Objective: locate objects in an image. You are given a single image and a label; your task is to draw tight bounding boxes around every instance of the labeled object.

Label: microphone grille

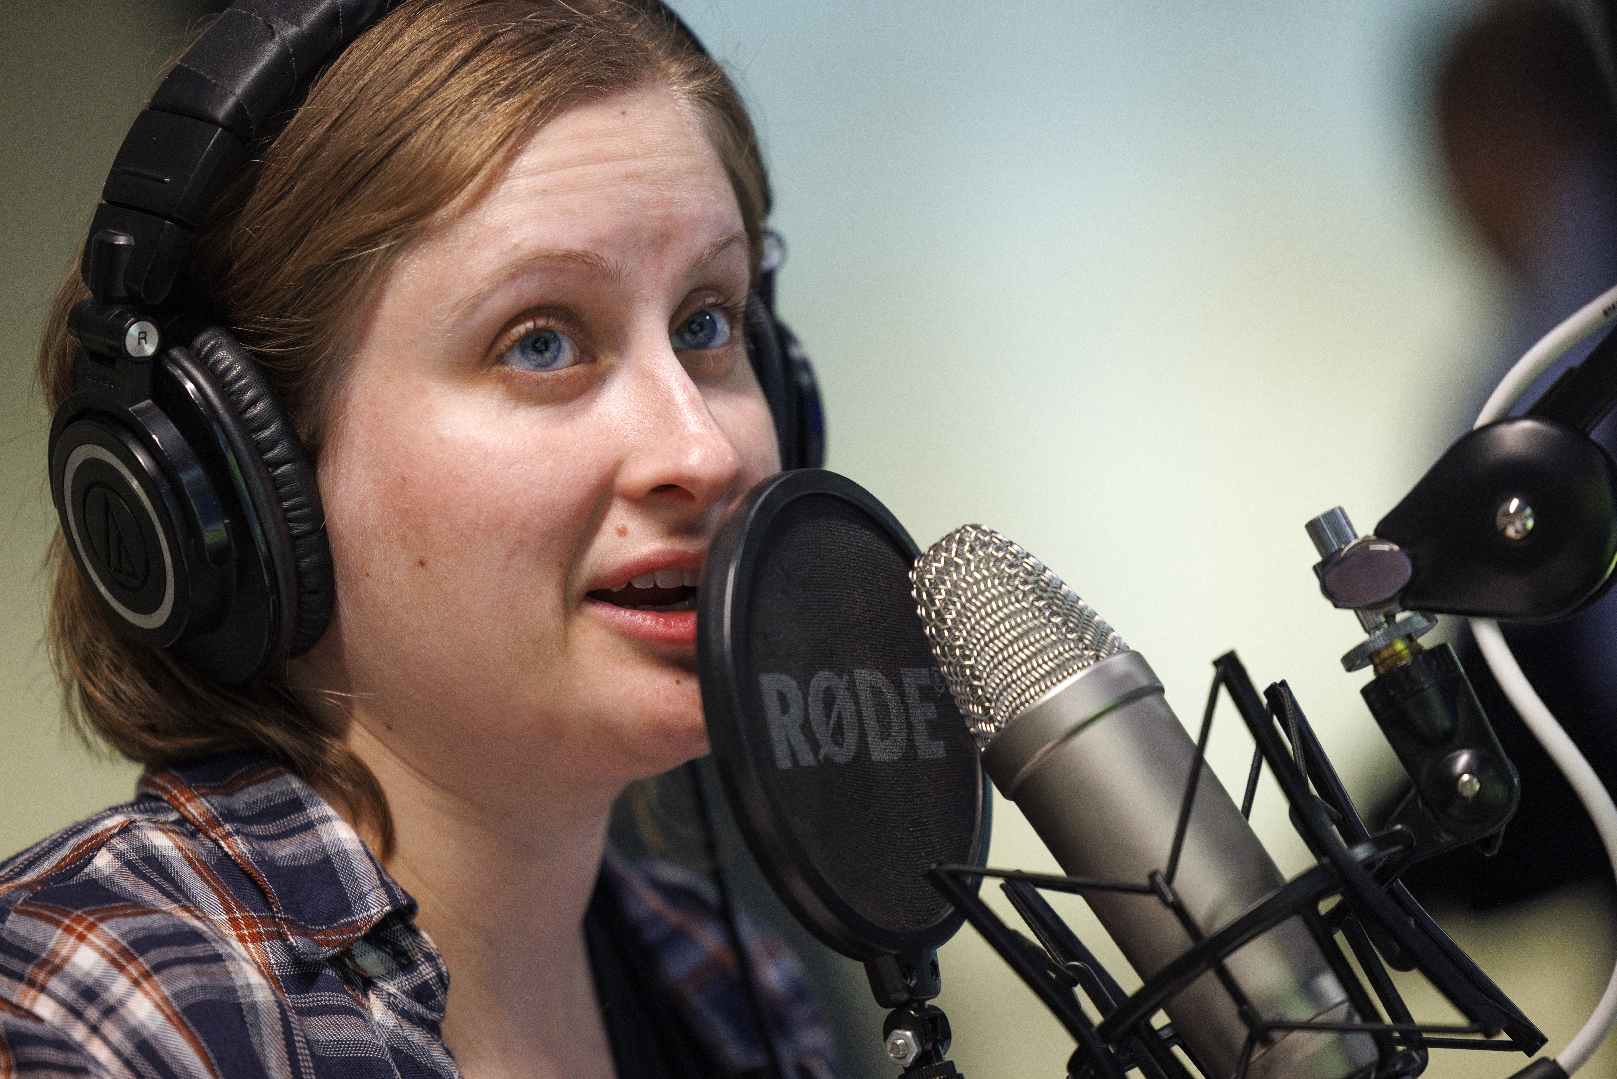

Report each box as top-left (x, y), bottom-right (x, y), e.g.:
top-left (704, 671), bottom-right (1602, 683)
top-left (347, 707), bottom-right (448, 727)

top-left (910, 524), bottom-right (1127, 742)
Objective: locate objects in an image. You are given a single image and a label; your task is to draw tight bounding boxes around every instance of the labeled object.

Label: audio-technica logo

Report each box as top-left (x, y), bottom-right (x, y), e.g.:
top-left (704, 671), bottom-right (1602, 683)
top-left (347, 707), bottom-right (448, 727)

top-left (757, 668), bottom-right (951, 768)
top-left (82, 482), bottom-right (148, 591)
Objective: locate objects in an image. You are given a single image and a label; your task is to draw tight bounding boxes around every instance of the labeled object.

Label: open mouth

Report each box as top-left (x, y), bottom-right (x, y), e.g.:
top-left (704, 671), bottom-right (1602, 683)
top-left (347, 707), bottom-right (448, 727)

top-left (588, 568), bottom-right (700, 612)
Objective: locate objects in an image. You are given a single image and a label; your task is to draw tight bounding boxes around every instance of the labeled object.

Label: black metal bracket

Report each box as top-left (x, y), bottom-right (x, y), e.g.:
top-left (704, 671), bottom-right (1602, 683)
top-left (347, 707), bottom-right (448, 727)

top-left (1375, 417), bottom-right (1617, 620)
top-left (1357, 643), bottom-right (1520, 858)
top-left (924, 652), bottom-right (1546, 1078)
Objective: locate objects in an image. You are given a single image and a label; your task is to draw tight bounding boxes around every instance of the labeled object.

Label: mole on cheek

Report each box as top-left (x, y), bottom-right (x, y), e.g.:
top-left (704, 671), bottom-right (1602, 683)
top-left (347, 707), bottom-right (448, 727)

top-left (615, 525), bottom-right (627, 537)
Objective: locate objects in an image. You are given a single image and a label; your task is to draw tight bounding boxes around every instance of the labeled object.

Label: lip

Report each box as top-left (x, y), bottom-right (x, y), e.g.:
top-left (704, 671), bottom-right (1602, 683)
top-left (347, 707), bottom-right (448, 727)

top-left (583, 549), bottom-right (707, 648)
top-left (583, 596), bottom-right (699, 647)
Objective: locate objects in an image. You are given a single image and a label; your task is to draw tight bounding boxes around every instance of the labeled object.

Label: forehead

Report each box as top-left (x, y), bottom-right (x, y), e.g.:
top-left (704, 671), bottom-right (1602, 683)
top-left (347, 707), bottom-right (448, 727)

top-left (341, 82), bottom-right (750, 364)
top-left (416, 84), bottom-right (740, 263)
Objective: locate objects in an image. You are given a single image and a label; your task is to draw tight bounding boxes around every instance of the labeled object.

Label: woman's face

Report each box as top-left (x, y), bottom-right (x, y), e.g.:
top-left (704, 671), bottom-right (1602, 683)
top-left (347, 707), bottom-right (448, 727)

top-left (296, 84), bottom-right (780, 802)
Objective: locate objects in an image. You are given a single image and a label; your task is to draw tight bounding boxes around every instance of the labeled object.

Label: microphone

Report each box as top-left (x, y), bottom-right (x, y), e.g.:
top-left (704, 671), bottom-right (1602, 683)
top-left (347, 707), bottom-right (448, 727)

top-left (910, 524), bottom-right (1379, 1079)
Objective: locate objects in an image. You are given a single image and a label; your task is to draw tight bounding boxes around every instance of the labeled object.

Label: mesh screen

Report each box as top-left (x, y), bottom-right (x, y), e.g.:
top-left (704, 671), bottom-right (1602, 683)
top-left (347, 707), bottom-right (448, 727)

top-left (741, 494), bottom-right (984, 935)
top-left (911, 524), bottom-right (1127, 741)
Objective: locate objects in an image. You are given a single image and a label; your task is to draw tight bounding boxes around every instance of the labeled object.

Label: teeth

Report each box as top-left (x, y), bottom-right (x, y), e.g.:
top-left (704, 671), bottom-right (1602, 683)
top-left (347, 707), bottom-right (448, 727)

top-left (605, 568), bottom-right (702, 593)
top-left (614, 568), bottom-right (702, 591)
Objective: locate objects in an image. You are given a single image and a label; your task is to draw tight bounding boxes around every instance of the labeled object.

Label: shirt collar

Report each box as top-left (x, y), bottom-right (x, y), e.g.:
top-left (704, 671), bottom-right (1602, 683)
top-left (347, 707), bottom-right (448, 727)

top-left (138, 749), bottom-right (415, 964)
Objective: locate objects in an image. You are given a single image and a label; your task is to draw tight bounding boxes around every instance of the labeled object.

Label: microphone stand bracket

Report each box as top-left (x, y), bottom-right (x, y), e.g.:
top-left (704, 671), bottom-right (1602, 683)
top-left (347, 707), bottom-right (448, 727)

top-left (1361, 643), bottom-right (1520, 858)
top-left (866, 949), bottom-right (965, 1077)
top-left (919, 653), bottom-right (1545, 1079)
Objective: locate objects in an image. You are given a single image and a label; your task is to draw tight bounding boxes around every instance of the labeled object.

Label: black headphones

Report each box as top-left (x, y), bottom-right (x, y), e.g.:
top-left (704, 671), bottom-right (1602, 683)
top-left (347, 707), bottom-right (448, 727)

top-left (49, 0), bottom-right (824, 686)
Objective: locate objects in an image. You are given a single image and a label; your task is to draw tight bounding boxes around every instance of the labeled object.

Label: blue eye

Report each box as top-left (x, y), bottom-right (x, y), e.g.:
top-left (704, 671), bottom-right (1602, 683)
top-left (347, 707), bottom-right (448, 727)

top-left (670, 308), bottom-right (732, 351)
top-left (500, 327), bottom-right (580, 371)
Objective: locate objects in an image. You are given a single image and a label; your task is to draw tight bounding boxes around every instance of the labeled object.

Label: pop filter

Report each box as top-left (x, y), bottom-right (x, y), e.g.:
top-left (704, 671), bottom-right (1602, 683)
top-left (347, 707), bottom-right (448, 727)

top-left (699, 469), bottom-right (990, 962)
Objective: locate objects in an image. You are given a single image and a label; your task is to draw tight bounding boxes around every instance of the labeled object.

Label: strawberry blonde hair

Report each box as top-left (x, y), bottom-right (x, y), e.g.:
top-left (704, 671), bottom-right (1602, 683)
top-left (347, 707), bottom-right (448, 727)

top-left (39, 0), bottom-right (768, 852)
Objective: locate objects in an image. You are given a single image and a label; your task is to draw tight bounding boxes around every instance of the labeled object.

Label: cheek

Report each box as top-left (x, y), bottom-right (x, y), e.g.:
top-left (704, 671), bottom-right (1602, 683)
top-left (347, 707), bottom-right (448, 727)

top-left (727, 387), bottom-right (783, 481)
top-left (316, 399), bottom-right (590, 632)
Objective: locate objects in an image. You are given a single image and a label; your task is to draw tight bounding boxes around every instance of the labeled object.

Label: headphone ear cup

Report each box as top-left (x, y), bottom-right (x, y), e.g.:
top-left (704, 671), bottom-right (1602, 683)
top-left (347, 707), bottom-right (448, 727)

top-left (187, 326), bottom-right (333, 658)
top-left (49, 407), bottom-right (212, 651)
top-left (49, 324), bottom-right (334, 683)
top-left (772, 316), bottom-right (824, 471)
top-left (745, 299), bottom-right (824, 471)
top-left (745, 297), bottom-right (797, 470)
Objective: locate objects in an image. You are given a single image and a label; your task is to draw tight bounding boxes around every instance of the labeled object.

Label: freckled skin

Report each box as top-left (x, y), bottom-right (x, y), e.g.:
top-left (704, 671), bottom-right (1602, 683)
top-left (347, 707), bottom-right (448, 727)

top-left (286, 84), bottom-right (782, 1079)
top-left (293, 85), bottom-right (779, 802)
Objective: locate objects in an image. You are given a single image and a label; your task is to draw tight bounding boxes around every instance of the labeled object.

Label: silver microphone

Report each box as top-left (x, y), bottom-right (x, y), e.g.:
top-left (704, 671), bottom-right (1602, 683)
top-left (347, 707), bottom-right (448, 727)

top-left (911, 524), bottom-right (1376, 1079)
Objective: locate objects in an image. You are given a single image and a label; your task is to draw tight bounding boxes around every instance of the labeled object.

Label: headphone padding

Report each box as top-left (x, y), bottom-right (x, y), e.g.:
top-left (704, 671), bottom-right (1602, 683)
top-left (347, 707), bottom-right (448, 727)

top-left (774, 317), bottom-right (824, 471)
top-left (189, 326), bottom-right (334, 657)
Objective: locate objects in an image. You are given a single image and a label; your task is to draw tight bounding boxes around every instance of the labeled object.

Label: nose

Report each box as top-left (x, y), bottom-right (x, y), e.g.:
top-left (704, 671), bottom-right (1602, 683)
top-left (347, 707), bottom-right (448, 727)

top-left (612, 346), bottom-right (745, 519)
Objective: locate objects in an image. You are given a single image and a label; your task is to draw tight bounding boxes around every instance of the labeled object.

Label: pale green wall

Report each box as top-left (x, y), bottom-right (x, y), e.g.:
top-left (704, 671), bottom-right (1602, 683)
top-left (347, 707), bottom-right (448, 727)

top-left (1, 1), bottom-right (207, 859)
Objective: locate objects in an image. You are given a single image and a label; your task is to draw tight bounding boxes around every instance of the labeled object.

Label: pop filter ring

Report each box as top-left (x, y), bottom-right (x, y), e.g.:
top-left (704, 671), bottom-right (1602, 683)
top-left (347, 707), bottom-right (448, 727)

top-left (699, 469), bottom-right (991, 962)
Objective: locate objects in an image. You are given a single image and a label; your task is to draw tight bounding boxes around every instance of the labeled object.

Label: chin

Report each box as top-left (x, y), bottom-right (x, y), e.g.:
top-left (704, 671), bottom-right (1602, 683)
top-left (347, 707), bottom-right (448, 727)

top-left (640, 711), bottom-right (711, 773)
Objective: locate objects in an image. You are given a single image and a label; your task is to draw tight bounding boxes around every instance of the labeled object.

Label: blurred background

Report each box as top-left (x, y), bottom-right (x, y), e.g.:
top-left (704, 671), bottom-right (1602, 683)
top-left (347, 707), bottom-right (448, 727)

top-left (4, 0), bottom-right (1616, 1075)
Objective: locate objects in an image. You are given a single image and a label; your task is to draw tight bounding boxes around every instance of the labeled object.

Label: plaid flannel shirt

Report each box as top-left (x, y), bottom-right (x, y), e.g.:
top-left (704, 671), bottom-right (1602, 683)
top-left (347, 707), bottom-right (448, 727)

top-left (0, 751), bottom-right (842, 1078)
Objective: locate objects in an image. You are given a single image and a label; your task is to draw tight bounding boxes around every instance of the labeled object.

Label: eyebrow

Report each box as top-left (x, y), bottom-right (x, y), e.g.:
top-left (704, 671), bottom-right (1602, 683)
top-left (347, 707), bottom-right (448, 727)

top-left (449, 229), bottom-right (750, 323)
top-left (691, 229), bottom-right (749, 275)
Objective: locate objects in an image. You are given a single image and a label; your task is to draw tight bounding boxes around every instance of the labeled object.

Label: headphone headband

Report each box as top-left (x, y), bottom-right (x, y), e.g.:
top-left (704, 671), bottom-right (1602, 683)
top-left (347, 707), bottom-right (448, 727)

top-left (56, 0), bottom-right (823, 684)
top-left (85, 0), bottom-right (408, 306)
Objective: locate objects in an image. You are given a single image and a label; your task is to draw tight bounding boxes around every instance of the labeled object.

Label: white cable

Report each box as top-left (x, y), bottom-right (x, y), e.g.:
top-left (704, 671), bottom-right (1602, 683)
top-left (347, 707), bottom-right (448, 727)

top-left (1474, 282), bottom-right (1617, 429)
top-left (1464, 280), bottom-right (1617, 1074)
top-left (1472, 620), bottom-right (1617, 1074)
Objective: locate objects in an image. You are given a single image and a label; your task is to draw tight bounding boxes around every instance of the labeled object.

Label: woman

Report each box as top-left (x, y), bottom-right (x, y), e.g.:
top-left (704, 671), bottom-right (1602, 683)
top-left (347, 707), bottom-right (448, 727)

top-left (0, 2), bottom-right (840, 1077)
